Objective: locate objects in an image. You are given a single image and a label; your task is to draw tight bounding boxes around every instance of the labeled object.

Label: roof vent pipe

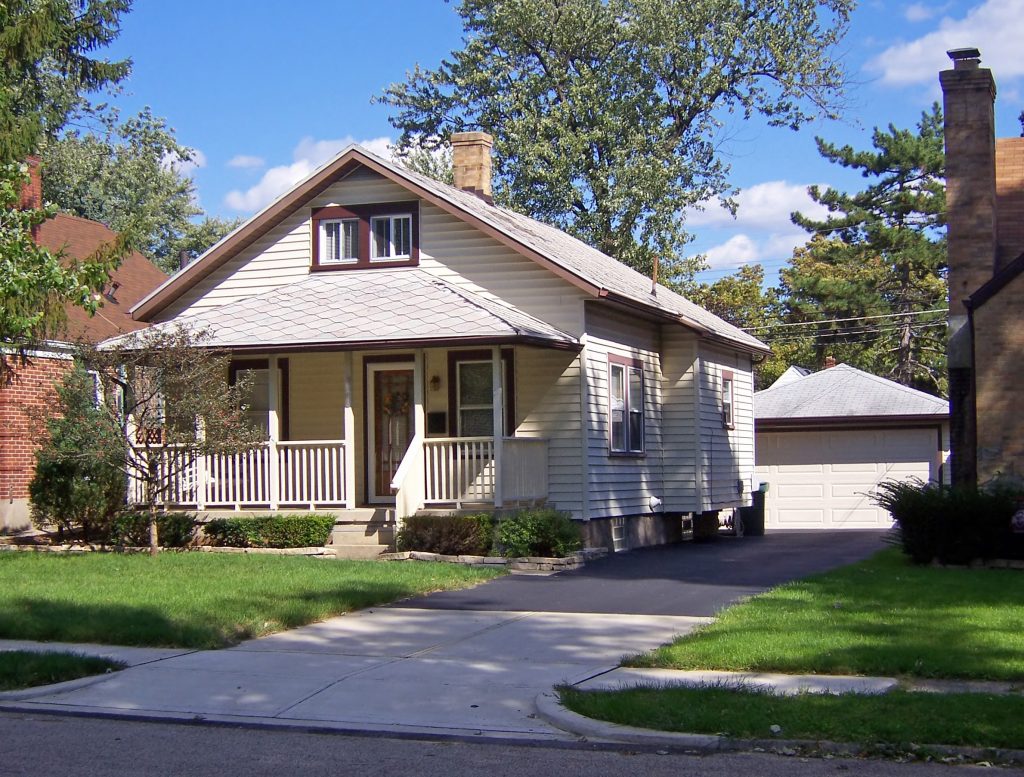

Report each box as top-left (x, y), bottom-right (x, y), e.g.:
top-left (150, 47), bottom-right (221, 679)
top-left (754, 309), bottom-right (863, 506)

top-left (451, 132), bottom-right (494, 204)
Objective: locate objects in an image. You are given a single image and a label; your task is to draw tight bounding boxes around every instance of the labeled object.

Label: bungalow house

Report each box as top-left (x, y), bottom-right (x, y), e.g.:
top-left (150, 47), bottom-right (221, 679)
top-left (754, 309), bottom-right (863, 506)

top-left (0, 159), bottom-right (168, 531)
top-left (941, 49), bottom-right (1024, 485)
top-left (126, 133), bottom-right (769, 551)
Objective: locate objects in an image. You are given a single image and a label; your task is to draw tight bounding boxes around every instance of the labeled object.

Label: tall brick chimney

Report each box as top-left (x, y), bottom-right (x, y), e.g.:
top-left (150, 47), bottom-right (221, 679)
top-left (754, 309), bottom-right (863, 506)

top-left (18, 156), bottom-right (42, 210)
top-left (941, 48), bottom-right (998, 316)
top-left (940, 47), bottom-right (993, 486)
top-left (451, 132), bottom-right (493, 203)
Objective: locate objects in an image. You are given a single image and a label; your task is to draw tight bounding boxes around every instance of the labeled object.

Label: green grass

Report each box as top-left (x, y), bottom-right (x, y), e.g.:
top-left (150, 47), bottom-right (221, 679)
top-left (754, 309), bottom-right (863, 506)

top-left (630, 548), bottom-right (1024, 681)
top-left (0, 553), bottom-right (502, 649)
top-left (0, 650), bottom-right (125, 691)
top-left (559, 685), bottom-right (1024, 750)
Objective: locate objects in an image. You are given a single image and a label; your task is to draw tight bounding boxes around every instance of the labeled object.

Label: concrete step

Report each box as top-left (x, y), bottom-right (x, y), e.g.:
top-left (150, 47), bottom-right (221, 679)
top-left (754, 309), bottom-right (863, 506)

top-left (329, 524), bottom-right (396, 546)
top-left (332, 544), bottom-right (391, 560)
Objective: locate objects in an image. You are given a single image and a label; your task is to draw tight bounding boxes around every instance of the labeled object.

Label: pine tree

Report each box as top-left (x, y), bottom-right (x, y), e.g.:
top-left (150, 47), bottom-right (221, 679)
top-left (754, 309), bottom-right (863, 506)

top-left (782, 105), bottom-right (947, 394)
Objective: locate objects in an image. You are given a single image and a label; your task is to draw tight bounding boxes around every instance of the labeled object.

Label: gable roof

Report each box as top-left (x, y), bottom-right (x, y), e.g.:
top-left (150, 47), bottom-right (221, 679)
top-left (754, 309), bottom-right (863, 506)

top-left (36, 213), bottom-right (168, 343)
top-left (110, 268), bottom-right (579, 352)
top-left (130, 145), bottom-right (768, 355)
top-left (755, 363), bottom-right (948, 424)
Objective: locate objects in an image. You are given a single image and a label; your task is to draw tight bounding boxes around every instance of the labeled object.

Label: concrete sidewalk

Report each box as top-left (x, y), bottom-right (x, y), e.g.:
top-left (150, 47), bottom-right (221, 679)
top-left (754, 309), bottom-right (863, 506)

top-left (0, 608), bottom-right (708, 740)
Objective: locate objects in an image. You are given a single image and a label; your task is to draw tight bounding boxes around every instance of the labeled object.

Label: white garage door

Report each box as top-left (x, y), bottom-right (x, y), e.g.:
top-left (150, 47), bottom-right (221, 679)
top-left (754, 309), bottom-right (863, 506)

top-left (755, 428), bottom-right (939, 529)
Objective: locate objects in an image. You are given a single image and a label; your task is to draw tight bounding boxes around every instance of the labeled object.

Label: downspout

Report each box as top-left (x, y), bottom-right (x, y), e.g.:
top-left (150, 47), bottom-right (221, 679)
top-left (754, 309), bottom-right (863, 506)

top-left (693, 348), bottom-right (705, 514)
top-left (578, 336), bottom-right (591, 521)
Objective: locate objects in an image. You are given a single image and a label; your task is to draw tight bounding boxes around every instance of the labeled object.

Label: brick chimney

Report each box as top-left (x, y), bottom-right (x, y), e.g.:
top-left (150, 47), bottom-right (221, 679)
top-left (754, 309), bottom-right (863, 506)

top-left (823, 356), bottom-right (836, 369)
top-left (18, 156), bottom-right (42, 210)
top-left (940, 48), bottom-right (998, 316)
top-left (451, 132), bottom-right (493, 203)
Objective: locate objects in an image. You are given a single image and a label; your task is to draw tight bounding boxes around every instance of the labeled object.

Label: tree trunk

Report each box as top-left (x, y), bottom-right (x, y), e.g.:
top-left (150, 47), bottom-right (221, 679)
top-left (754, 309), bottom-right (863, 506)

top-left (149, 502), bottom-right (159, 557)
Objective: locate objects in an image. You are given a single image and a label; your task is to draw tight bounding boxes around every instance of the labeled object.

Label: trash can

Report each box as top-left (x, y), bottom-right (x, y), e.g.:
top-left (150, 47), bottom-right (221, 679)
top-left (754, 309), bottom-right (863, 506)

top-left (740, 483), bottom-right (767, 537)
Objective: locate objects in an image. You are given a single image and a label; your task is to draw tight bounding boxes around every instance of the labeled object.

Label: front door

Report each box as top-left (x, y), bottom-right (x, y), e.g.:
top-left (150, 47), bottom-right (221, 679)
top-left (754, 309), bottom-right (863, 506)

top-left (367, 364), bottom-right (415, 502)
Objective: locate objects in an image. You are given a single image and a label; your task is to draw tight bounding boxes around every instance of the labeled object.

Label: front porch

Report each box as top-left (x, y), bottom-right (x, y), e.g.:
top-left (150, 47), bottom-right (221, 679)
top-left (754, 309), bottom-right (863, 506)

top-left (136, 346), bottom-right (554, 515)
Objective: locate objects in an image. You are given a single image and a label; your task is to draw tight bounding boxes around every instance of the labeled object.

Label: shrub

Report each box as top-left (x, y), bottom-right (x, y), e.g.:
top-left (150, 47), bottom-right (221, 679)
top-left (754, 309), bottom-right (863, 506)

top-left (496, 508), bottom-right (582, 558)
top-left (203, 514), bottom-right (335, 548)
top-left (396, 513), bottom-right (495, 555)
top-left (29, 367), bottom-right (127, 542)
top-left (108, 512), bottom-right (197, 548)
top-left (871, 478), bottom-right (1024, 564)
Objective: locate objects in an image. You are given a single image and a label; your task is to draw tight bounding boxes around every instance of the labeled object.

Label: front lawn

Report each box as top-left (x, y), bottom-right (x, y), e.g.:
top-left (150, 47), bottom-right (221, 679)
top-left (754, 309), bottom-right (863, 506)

top-left (629, 548), bottom-right (1024, 681)
top-left (0, 553), bottom-right (502, 649)
top-left (560, 685), bottom-right (1024, 750)
top-left (0, 651), bottom-right (125, 691)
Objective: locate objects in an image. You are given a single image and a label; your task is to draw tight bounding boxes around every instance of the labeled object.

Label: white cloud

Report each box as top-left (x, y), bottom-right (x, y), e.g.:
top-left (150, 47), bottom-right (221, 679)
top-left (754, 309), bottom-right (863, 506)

top-left (227, 154), bottom-right (266, 170)
top-left (686, 180), bottom-right (829, 231)
top-left (905, 2), bottom-right (944, 22)
top-left (224, 135), bottom-right (394, 212)
top-left (163, 148), bottom-right (207, 177)
top-left (703, 234), bottom-right (761, 268)
top-left (867, 0), bottom-right (1024, 86)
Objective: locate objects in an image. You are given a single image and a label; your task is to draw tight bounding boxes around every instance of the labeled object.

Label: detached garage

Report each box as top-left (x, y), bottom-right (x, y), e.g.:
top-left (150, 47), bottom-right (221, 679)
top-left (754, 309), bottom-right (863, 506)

top-left (754, 364), bottom-right (949, 530)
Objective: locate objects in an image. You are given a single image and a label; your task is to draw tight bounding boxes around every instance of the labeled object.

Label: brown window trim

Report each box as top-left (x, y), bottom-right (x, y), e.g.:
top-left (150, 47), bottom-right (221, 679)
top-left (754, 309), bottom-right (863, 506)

top-left (608, 353), bottom-right (645, 456)
top-left (721, 369), bottom-right (735, 431)
top-left (311, 201), bottom-right (420, 271)
top-left (229, 358), bottom-right (290, 440)
top-left (447, 349), bottom-right (516, 437)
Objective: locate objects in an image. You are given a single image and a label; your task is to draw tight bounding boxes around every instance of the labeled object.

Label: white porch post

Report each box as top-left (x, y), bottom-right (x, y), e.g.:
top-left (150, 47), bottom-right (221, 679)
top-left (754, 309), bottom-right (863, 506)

top-left (195, 418), bottom-right (207, 511)
top-left (267, 355), bottom-right (280, 510)
top-left (343, 351), bottom-right (356, 509)
top-left (413, 349), bottom-right (426, 440)
top-left (492, 346), bottom-right (504, 508)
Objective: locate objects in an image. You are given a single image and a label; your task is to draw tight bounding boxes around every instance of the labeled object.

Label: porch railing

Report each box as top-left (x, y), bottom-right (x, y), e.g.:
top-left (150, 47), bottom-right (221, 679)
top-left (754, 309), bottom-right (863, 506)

top-left (422, 437), bottom-right (548, 508)
top-left (130, 441), bottom-right (348, 510)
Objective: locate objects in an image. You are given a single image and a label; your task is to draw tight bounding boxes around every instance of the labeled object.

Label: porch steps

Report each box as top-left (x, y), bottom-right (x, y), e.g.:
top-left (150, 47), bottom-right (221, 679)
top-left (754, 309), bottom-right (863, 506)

top-left (328, 508), bottom-right (396, 559)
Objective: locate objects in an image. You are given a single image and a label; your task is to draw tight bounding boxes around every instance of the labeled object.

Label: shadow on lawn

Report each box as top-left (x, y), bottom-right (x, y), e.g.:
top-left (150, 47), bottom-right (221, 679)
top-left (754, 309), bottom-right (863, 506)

top-left (0, 598), bottom-right (212, 649)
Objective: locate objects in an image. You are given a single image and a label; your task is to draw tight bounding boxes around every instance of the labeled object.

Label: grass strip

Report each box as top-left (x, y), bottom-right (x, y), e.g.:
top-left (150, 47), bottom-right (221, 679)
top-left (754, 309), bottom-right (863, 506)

top-left (629, 548), bottom-right (1024, 681)
top-left (0, 651), bottom-right (124, 691)
top-left (559, 686), bottom-right (1024, 750)
top-left (0, 553), bottom-right (502, 649)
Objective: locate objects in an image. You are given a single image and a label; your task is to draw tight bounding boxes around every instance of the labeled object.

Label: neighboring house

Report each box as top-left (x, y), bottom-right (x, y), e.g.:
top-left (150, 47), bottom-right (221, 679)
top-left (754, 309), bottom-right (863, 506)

top-left (124, 132), bottom-right (770, 551)
top-left (941, 48), bottom-right (1024, 486)
top-left (0, 159), bottom-right (168, 531)
top-left (754, 363), bottom-right (949, 530)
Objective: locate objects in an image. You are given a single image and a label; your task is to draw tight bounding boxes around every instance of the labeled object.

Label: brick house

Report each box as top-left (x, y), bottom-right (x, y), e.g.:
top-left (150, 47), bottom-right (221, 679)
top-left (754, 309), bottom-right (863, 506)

top-left (0, 160), bottom-right (167, 531)
top-left (941, 49), bottom-right (1024, 484)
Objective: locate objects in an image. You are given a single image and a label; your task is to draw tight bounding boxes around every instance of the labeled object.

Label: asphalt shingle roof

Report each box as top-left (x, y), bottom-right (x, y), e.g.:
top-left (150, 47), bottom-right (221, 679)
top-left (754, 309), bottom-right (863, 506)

top-left (755, 363), bottom-right (949, 420)
top-left (121, 268), bottom-right (577, 350)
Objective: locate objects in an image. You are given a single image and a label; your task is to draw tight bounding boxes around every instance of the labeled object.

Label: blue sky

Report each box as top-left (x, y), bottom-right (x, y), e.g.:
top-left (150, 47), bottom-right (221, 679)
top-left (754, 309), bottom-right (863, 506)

top-left (104, 0), bottom-right (1024, 283)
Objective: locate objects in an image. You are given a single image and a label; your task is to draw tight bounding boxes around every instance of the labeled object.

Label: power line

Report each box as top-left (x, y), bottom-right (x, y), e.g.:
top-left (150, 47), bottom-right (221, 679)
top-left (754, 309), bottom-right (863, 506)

top-left (762, 321), bottom-right (948, 345)
top-left (743, 308), bottom-right (948, 332)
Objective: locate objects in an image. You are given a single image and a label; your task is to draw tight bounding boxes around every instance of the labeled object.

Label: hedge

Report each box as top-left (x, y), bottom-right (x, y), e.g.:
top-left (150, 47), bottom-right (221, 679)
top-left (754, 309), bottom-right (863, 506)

top-left (203, 514), bottom-right (336, 549)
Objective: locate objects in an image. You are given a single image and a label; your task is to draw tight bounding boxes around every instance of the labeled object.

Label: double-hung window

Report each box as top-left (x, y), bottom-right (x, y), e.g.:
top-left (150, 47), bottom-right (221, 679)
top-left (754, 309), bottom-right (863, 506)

top-left (722, 371), bottom-right (735, 429)
top-left (319, 219), bottom-right (358, 264)
top-left (448, 350), bottom-right (515, 438)
top-left (609, 358), bottom-right (644, 454)
top-left (370, 214), bottom-right (412, 260)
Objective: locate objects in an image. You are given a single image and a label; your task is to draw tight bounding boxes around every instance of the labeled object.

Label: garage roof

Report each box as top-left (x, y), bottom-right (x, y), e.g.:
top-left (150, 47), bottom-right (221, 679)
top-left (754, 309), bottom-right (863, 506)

top-left (755, 364), bottom-right (949, 422)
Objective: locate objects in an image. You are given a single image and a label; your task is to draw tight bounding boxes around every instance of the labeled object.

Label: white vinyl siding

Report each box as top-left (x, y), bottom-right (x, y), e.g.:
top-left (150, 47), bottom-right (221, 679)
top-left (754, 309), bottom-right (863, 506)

top-left (660, 325), bottom-right (699, 512)
top-left (514, 346), bottom-right (584, 518)
top-left (583, 305), bottom-right (663, 520)
top-left (697, 344), bottom-right (755, 511)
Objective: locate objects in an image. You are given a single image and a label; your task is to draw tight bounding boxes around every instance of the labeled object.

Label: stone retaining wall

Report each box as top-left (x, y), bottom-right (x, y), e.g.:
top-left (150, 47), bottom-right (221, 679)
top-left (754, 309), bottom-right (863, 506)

top-left (380, 547), bottom-right (608, 573)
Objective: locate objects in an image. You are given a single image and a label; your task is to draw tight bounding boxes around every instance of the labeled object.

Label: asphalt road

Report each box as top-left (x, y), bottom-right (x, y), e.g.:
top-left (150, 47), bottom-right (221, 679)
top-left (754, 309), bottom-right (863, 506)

top-left (0, 712), bottom-right (975, 777)
top-left (405, 530), bottom-right (889, 617)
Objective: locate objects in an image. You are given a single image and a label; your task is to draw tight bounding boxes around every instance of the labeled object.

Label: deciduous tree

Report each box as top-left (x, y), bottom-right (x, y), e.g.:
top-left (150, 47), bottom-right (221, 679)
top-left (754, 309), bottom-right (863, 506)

top-left (380, 0), bottom-right (852, 279)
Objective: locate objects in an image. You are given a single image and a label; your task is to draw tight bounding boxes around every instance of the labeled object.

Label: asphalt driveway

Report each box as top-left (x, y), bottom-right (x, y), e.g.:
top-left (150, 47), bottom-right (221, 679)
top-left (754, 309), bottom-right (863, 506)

top-left (406, 529), bottom-right (888, 617)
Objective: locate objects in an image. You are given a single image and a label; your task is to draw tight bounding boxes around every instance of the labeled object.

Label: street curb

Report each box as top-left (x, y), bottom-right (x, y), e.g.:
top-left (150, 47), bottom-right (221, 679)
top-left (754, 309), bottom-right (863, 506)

top-left (0, 671), bottom-right (120, 701)
top-left (535, 691), bottom-right (1024, 764)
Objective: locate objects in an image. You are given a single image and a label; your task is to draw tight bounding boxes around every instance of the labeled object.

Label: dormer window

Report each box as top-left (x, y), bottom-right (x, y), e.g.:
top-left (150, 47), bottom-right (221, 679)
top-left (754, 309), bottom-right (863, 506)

top-left (370, 214), bottom-right (412, 260)
top-left (320, 219), bottom-right (359, 264)
top-left (311, 201), bottom-right (419, 271)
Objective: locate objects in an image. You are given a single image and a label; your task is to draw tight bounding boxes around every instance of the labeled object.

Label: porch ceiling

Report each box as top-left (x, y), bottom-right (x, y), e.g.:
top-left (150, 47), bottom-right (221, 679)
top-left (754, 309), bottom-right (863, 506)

top-left (123, 268), bottom-right (579, 351)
